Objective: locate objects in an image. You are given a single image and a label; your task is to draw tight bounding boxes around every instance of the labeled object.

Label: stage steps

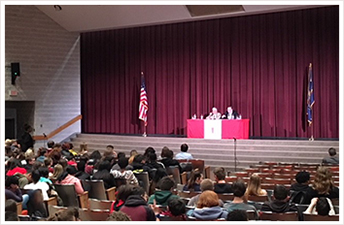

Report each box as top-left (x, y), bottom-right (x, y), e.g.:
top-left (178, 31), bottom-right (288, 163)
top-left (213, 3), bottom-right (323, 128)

top-left (70, 133), bottom-right (339, 172)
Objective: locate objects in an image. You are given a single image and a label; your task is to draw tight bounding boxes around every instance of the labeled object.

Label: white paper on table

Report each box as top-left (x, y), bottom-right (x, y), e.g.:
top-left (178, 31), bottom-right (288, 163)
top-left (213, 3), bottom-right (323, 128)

top-left (204, 120), bottom-right (222, 139)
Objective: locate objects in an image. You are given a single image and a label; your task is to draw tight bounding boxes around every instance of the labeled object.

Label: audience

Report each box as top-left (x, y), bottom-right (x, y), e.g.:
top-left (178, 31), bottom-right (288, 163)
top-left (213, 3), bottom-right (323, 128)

top-left (5, 176), bottom-right (23, 202)
top-left (48, 207), bottom-right (80, 221)
top-left (120, 186), bottom-right (156, 221)
top-left (188, 178), bottom-right (224, 207)
top-left (175, 144), bottom-right (193, 160)
top-left (160, 147), bottom-right (181, 171)
top-left (187, 190), bottom-right (228, 220)
top-left (322, 148), bottom-right (339, 165)
top-left (6, 159), bottom-right (27, 176)
top-left (245, 173), bottom-right (267, 198)
top-left (128, 149), bottom-right (138, 164)
top-left (145, 152), bottom-right (165, 170)
top-left (24, 170), bottom-right (50, 200)
top-left (27, 189), bottom-right (48, 218)
top-left (49, 164), bottom-right (64, 183)
top-left (183, 170), bottom-right (203, 192)
top-left (5, 199), bottom-right (19, 221)
top-left (304, 197), bottom-right (336, 216)
top-left (290, 171), bottom-right (312, 204)
top-left (213, 167), bottom-right (232, 193)
top-left (111, 157), bottom-right (139, 185)
top-left (149, 167), bottom-right (168, 196)
top-left (148, 176), bottom-right (179, 206)
top-left (261, 185), bottom-right (297, 213)
top-left (92, 160), bottom-right (116, 189)
top-left (55, 166), bottom-right (84, 195)
top-left (74, 160), bottom-right (91, 180)
top-left (160, 199), bottom-right (187, 220)
top-left (106, 211), bottom-right (131, 221)
top-left (226, 210), bottom-right (248, 221)
top-left (111, 184), bottom-right (136, 212)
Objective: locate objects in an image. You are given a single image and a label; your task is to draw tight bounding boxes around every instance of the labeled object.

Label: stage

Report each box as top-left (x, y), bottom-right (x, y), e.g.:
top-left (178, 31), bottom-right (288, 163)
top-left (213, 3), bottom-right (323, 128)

top-left (70, 133), bottom-right (339, 172)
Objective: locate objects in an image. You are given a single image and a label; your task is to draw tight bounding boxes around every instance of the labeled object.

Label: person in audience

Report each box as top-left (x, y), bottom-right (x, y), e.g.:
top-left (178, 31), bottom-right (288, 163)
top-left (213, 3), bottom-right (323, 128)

top-left (224, 180), bottom-right (258, 219)
top-left (111, 157), bottom-right (139, 185)
top-left (111, 154), bottom-right (133, 171)
top-left (213, 167), bottom-right (232, 193)
top-left (46, 140), bottom-right (55, 154)
top-left (149, 167), bottom-right (168, 196)
top-left (128, 149), bottom-right (138, 164)
top-left (183, 170), bottom-right (203, 192)
top-left (5, 199), bottom-right (19, 221)
top-left (106, 211), bottom-right (131, 221)
top-left (49, 164), bottom-right (64, 183)
top-left (38, 167), bottom-right (52, 185)
top-left (131, 154), bottom-right (149, 172)
top-left (27, 189), bottom-right (48, 218)
top-left (148, 176), bottom-right (180, 206)
top-left (290, 171), bottom-right (312, 204)
top-left (120, 186), bottom-right (156, 221)
top-left (226, 209), bottom-right (248, 221)
top-left (305, 166), bottom-right (339, 203)
top-left (188, 179), bottom-right (224, 207)
top-left (36, 148), bottom-right (47, 163)
top-left (322, 148), bottom-right (339, 165)
top-left (103, 146), bottom-right (117, 166)
top-left (74, 160), bottom-right (91, 180)
top-left (245, 173), bottom-right (267, 198)
top-left (111, 185), bottom-right (136, 212)
top-left (24, 170), bottom-right (50, 200)
top-left (6, 158), bottom-right (27, 176)
top-left (206, 107), bottom-right (222, 120)
top-left (187, 190), bottom-right (228, 220)
top-left (58, 158), bottom-right (68, 169)
top-left (261, 185), bottom-right (298, 213)
top-left (48, 207), bottom-right (80, 221)
top-left (175, 144), bottom-right (193, 160)
top-left (304, 197), bottom-right (336, 216)
top-left (160, 199), bottom-right (187, 220)
top-left (145, 152), bottom-right (165, 170)
top-left (55, 166), bottom-right (84, 195)
top-left (89, 150), bottom-right (102, 162)
top-left (61, 143), bottom-right (73, 158)
top-left (5, 176), bottom-right (23, 202)
top-left (144, 147), bottom-right (156, 158)
top-left (92, 160), bottom-right (116, 189)
top-left (160, 147), bottom-right (181, 171)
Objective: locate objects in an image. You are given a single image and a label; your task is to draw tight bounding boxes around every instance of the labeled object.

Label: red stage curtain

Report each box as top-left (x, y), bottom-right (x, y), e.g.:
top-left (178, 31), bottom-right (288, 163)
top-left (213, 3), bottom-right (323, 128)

top-left (80, 6), bottom-right (339, 138)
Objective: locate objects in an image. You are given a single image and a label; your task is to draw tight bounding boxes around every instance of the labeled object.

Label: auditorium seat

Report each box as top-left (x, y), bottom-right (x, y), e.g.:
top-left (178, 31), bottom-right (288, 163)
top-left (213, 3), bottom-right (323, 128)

top-left (189, 159), bottom-right (205, 174)
top-left (79, 209), bottom-right (110, 221)
top-left (54, 184), bottom-right (89, 208)
top-left (204, 166), bottom-right (211, 179)
top-left (181, 172), bottom-right (187, 185)
top-left (82, 180), bottom-right (116, 201)
top-left (303, 213), bottom-right (339, 221)
top-left (88, 199), bottom-right (113, 211)
top-left (259, 211), bottom-right (298, 221)
top-left (48, 205), bottom-right (68, 218)
top-left (134, 171), bottom-right (150, 194)
top-left (217, 193), bottom-right (234, 202)
top-left (247, 195), bottom-right (269, 203)
top-left (166, 166), bottom-right (181, 185)
top-left (178, 191), bottom-right (201, 198)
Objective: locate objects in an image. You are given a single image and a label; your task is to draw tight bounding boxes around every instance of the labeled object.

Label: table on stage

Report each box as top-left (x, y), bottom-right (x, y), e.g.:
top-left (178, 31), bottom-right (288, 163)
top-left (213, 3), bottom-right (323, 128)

top-left (187, 119), bottom-right (249, 139)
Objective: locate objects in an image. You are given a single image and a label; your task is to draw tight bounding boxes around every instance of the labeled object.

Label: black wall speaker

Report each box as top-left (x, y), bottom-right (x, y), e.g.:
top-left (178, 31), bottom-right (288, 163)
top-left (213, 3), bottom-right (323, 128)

top-left (11, 62), bottom-right (20, 85)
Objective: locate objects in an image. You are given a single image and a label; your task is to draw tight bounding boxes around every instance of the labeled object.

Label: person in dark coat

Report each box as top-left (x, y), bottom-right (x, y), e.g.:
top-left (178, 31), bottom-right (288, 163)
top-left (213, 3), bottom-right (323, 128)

top-left (19, 124), bottom-right (34, 152)
top-left (92, 160), bottom-right (115, 189)
top-left (74, 160), bottom-right (90, 180)
top-left (160, 147), bottom-right (181, 172)
top-left (213, 167), bottom-right (232, 194)
top-left (261, 185), bottom-right (298, 213)
top-left (120, 186), bottom-right (156, 221)
top-left (290, 171), bottom-right (313, 204)
top-left (322, 148), bottom-right (339, 165)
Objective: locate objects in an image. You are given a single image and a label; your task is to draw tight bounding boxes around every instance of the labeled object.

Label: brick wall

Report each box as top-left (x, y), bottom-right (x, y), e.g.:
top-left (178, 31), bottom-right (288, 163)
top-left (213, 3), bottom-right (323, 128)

top-left (5, 5), bottom-right (80, 144)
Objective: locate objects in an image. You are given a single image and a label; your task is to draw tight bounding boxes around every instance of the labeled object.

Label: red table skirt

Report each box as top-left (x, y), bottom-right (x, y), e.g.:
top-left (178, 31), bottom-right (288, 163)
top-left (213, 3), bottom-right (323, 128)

top-left (187, 119), bottom-right (249, 139)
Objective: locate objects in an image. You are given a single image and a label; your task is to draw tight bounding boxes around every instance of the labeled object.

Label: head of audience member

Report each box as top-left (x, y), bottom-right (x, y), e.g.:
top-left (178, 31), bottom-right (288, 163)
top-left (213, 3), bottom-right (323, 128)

top-left (89, 150), bottom-right (102, 161)
top-left (48, 207), bottom-right (80, 221)
top-left (133, 154), bottom-right (145, 164)
top-left (104, 146), bottom-right (117, 159)
top-left (5, 199), bottom-right (18, 221)
top-left (144, 147), bottom-right (155, 158)
top-left (25, 148), bottom-right (35, 159)
top-left (49, 149), bottom-right (62, 165)
top-left (6, 159), bottom-right (20, 171)
top-left (273, 185), bottom-right (289, 201)
top-left (47, 141), bottom-right (55, 149)
top-left (58, 158), bottom-right (68, 169)
top-left (38, 167), bottom-right (49, 178)
top-left (200, 179), bottom-right (215, 192)
top-left (32, 161), bottom-right (42, 171)
top-left (44, 157), bottom-right (53, 168)
top-left (180, 144), bottom-right (189, 152)
top-left (77, 160), bottom-right (86, 173)
top-left (197, 190), bottom-right (219, 208)
top-left (232, 180), bottom-right (247, 198)
top-left (116, 185), bottom-right (136, 203)
top-left (131, 186), bottom-right (148, 201)
top-left (328, 148), bottom-right (337, 157)
top-left (187, 170), bottom-right (203, 190)
top-left (37, 147), bottom-right (47, 156)
top-left (118, 157), bottom-right (129, 170)
top-left (213, 167), bottom-right (226, 182)
top-left (52, 164), bottom-right (64, 180)
top-left (31, 170), bottom-right (41, 184)
top-left (158, 176), bottom-right (175, 191)
top-left (295, 171), bottom-right (310, 184)
top-left (66, 166), bottom-right (78, 176)
top-left (146, 152), bottom-right (158, 163)
top-left (130, 149), bottom-right (138, 157)
top-left (152, 167), bottom-right (168, 184)
top-left (98, 160), bottom-right (111, 172)
top-left (212, 107), bottom-right (218, 114)
top-left (313, 167), bottom-right (335, 195)
top-left (168, 199), bottom-right (186, 217)
top-left (246, 173), bottom-right (263, 196)
top-left (117, 152), bottom-right (126, 159)
top-left (106, 211), bottom-right (131, 221)
top-left (5, 176), bottom-right (19, 190)
top-left (316, 197), bottom-right (332, 216)
top-left (226, 210), bottom-right (248, 221)
top-left (53, 143), bottom-right (62, 152)
top-left (161, 147), bottom-right (171, 158)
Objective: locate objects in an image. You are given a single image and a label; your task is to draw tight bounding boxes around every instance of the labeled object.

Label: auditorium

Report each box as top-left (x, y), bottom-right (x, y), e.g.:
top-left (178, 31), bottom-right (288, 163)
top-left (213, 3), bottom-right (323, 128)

top-left (2, 3), bottom-right (341, 223)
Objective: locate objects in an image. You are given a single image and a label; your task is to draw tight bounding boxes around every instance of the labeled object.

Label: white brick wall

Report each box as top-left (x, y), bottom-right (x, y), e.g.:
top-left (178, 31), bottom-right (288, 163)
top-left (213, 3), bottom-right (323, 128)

top-left (5, 5), bottom-right (80, 144)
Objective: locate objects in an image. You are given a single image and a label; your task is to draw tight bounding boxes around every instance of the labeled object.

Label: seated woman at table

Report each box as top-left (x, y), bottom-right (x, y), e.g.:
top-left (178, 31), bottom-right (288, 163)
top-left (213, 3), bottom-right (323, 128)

top-left (222, 106), bottom-right (240, 120)
top-left (206, 107), bottom-right (222, 120)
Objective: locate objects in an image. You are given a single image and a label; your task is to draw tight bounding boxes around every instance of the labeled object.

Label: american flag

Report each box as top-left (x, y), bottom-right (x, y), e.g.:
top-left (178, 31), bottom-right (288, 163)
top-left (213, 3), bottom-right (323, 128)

top-left (139, 75), bottom-right (148, 125)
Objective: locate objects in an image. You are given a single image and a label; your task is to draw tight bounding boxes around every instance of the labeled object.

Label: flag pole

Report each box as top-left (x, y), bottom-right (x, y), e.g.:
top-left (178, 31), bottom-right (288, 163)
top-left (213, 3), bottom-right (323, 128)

top-left (308, 63), bottom-right (314, 141)
top-left (141, 71), bottom-right (147, 137)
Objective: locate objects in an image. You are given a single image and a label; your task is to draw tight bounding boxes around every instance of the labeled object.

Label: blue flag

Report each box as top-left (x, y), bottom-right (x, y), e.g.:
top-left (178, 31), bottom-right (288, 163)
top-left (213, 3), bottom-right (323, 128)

top-left (307, 64), bottom-right (315, 126)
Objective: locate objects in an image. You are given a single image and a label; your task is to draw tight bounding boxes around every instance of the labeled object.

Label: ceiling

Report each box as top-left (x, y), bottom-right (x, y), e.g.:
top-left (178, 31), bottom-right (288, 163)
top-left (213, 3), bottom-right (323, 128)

top-left (35, 5), bottom-right (324, 33)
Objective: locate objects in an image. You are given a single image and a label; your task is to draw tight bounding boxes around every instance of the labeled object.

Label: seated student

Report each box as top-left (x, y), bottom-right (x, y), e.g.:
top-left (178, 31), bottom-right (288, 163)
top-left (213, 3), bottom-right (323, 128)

top-left (290, 171), bottom-right (312, 204)
top-left (36, 148), bottom-right (47, 163)
top-left (5, 176), bottom-right (23, 202)
top-left (38, 167), bottom-right (53, 185)
top-left (74, 160), bottom-right (91, 180)
top-left (111, 157), bottom-right (139, 185)
top-left (24, 170), bottom-right (50, 201)
top-left (55, 166), bottom-right (84, 195)
top-left (226, 210), bottom-right (248, 221)
top-left (304, 197), bottom-right (336, 216)
top-left (188, 179), bottom-right (224, 207)
top-left (224, 180), bottom-right (258, 219)
top-left (106, 211), bottom-right (131, 221)
top-left (149, 168), bottom-right (168, 196)
top-left (27, 189), bottom-right (48, 218)
top-left (148, 176), bottom-right (180, 206)
top-left (120, 186), bottom-right (156, 221)
top-left (261, 185), bottom-right (298, 213)
top-left (145, 152), bottom-right (165, 170)
top-left (187, 190), bottom-right (228, 220)
top-left (128, 150), bottom-right (138, 165)
top-left (131, 154), bottom-right (149, 172)
top-left (322, 148), bottom-right (339, 165)
top-left (47, 207), bottom-right (80, 221)
top-left (5, 199), bottom-right (19, 221)
top-left (213, 167), bottom-right (232, 194)
top-left (160, 199), bottom-right (187, 221)
top-left (111, 153), bottom-right (133, 171)
top-left (92, 160), bottom-right (116, 189)
top-left (183, 170), bottom-right (203, 192)
top-left (111, 185), bottom-right (136, 212)
top-left (6, 159), bottom-right (27, 176)
top-left (160, 147), bottom-right (181, 171)
top-left (175, 144), bottom-right (193, 160)
top-left (245, 173), bottom-right (267, 197)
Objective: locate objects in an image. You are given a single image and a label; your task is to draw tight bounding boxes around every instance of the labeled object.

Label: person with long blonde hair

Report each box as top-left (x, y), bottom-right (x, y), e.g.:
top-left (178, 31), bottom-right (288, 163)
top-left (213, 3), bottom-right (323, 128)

top-left (245, 173), bottom-right (267, 197)
top-left (49, 164), bottom-right (64, 183)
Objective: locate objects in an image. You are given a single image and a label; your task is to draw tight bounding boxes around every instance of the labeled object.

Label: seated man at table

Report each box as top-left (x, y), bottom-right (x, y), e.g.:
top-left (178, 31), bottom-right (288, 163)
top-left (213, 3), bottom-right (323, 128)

top-left (222, 106), bottom-right (240, 120)
top-left (206, 107), bottom-right (222, 120)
